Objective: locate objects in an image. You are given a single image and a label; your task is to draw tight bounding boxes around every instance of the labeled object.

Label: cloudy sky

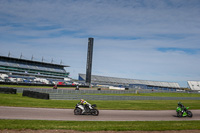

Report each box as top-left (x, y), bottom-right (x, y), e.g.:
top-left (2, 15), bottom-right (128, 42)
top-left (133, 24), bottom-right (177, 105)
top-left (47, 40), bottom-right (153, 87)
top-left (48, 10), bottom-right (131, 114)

top-left (0, 0), bottom-right (200, 87)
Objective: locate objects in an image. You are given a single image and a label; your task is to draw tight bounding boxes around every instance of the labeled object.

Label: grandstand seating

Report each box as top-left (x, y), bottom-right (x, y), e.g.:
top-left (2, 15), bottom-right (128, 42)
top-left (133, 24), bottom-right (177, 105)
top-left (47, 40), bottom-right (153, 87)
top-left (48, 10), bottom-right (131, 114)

top-left (79, 73), bottom-right (180, 90)
top-left (0, 55), bottom-right (70, 81)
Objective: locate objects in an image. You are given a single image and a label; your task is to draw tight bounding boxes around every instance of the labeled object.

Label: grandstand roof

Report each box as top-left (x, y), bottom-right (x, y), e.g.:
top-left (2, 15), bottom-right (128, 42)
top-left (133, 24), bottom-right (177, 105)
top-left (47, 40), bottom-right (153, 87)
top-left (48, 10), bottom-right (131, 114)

top-left (0, 55), bottom-right (69, 67)
top-left (188, 81), bottom-right (200, 90)
top-left (79, 73), bottom-right (180, 88)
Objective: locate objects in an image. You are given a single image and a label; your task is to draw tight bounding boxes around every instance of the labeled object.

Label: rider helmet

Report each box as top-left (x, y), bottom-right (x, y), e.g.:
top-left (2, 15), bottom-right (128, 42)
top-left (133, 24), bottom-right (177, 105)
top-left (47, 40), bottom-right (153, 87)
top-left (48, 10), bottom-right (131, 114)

top-left (80, 99), bottom-right (84, 104)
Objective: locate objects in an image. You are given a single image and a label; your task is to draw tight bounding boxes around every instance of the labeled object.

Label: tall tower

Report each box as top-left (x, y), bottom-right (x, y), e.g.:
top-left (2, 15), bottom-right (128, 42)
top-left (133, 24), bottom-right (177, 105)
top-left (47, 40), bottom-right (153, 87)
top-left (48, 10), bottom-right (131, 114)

top-left (86, 38), bottom-right (94, 87)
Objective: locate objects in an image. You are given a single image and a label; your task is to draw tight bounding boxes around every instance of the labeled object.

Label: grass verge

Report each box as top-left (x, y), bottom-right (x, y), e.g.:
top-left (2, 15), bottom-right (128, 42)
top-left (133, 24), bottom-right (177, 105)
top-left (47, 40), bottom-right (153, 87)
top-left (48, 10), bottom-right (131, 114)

top-left (0, 120), bottom-right (200, 131)
top-left (0, 93), bottom-right (200, 110)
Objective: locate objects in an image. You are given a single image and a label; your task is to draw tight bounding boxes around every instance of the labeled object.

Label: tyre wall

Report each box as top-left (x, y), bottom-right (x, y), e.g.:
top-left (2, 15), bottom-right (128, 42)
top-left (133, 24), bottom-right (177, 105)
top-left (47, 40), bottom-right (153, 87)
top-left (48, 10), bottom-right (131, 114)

top-left (0, 87), bottom-right (17, 94)
top-left (22, 90), bottom-right (49, 100)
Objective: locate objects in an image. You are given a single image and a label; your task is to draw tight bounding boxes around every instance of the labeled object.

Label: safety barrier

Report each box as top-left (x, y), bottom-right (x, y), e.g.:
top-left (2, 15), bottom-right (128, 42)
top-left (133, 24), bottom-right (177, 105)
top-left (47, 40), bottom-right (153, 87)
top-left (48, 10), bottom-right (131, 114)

top-left (49, 93), bottom-right (200, 100)
top-left (16, 88), bottom-right (138, 94)
top-left (0, 87), bottom-right (17, 94)
top-left (12, 87), bottom-right (200, 100)
top-left (22, 90), bottom-right (49, 100)
top-left (0, 82), bottom-right (89, 88)
top-left (15, 87), bottom-right (180, 94)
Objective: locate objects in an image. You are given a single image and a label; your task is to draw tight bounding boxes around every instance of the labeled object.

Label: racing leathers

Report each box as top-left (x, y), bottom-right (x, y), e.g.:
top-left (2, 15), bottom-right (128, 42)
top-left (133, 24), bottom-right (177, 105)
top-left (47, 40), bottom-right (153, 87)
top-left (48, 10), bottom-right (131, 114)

top-left (79, 100), bottom-right (91, 114)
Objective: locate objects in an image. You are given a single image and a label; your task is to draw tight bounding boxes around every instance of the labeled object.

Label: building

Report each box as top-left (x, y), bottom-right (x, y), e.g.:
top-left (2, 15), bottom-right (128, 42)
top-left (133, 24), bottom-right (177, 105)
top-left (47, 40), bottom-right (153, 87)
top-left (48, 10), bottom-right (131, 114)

top-left (0, 55), bottom-right (70, 82)
top-left (79, 73), bottom-right (180, 91)
top-left (188, 81), bottom-right (200, 91)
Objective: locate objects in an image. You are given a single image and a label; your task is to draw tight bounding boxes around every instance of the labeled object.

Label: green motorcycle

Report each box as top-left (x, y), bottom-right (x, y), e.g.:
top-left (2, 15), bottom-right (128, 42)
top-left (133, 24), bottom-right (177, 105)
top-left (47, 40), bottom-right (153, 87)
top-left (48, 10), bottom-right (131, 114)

top-left (176, 106), bottom-right (193, 117)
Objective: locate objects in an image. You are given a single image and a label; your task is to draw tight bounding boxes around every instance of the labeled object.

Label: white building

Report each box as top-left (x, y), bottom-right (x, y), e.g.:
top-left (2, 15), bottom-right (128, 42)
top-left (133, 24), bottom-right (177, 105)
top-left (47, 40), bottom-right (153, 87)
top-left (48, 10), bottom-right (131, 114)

top-left (188, 81), bottom-right (200, 91)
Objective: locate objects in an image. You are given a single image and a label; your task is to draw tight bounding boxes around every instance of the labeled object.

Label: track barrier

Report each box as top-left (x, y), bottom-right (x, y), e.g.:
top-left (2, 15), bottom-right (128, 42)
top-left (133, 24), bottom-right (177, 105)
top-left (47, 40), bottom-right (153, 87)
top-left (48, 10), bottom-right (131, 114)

top-left (22, 90), bottom-right (49, 100)
top-left (0, 87), bottom-right (17, 94)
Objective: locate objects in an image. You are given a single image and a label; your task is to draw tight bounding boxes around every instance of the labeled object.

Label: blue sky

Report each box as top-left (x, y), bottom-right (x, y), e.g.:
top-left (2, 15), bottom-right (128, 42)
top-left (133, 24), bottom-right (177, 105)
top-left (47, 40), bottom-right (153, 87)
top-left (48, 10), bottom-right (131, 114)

top-left (0, 0), bottom-right (200, 87)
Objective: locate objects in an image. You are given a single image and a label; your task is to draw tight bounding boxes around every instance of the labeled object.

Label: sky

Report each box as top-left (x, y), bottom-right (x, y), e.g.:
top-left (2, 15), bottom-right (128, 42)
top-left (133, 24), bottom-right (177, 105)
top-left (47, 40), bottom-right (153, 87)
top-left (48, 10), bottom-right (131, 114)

top-left (0, 0), bottom-right (200, 87)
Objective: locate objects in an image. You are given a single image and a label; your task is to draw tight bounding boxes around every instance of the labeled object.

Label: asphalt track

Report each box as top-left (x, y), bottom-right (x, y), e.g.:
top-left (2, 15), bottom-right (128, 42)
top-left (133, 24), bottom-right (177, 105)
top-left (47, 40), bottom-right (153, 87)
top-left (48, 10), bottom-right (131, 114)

top-left (0, 106), bottom-right (200, 121)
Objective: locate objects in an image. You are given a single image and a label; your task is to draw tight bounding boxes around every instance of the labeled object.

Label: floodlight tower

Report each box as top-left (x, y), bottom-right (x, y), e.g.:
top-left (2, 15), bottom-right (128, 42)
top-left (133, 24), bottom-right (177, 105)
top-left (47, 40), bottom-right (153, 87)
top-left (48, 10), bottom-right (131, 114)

top-left (86, 38), bottom-right (94, 87)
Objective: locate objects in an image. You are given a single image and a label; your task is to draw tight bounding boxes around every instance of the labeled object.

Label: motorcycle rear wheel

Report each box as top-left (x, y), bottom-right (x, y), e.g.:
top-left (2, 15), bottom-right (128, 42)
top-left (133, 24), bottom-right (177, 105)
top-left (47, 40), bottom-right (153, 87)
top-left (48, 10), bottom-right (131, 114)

top-left (92, 109), bottom-right (99, 116)
top-left (187, 111), bottom-right (193, 117)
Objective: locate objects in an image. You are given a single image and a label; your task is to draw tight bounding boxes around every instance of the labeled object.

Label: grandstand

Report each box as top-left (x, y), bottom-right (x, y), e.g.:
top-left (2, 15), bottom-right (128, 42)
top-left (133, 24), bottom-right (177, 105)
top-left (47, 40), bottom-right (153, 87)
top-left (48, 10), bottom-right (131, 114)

top-left (0, 55), bottom-right (70, 82)
top-left (79, 73), bottom-right (180, 91)
top-left (188, 81), bottom-right (200, 91)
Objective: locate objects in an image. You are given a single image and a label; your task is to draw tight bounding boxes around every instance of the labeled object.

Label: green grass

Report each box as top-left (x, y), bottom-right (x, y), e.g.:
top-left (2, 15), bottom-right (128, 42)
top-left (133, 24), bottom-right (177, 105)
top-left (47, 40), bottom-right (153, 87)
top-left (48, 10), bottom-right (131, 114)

top-left (0, 120), bottom-right (200, 131)
top-left (0, 93), bottom-right (77, 109)
top-left (0, 93), bottom-right (200, 110)
top-left (1, 93), bottom-right (200, 131)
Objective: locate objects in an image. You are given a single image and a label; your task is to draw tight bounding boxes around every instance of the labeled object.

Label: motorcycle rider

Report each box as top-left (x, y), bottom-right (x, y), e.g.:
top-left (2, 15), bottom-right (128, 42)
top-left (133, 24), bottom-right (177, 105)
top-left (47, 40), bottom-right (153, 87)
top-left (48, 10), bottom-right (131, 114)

top-left (79, 99), bottom-right (91, 114)
top-left (178, 102), bottom-right (187, 114)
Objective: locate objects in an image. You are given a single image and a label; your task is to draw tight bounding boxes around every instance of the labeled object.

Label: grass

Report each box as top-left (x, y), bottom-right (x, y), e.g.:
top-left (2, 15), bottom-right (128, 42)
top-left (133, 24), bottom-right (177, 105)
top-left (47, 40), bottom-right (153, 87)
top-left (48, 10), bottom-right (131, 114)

top-left (0, 93), bottom-right (200, 110)
top-left (0, 120), bottom-right (200, 131)
top-left (0, 92), bottom-right (200, 131)
top-left (0, 93), bottom-right (77, 109)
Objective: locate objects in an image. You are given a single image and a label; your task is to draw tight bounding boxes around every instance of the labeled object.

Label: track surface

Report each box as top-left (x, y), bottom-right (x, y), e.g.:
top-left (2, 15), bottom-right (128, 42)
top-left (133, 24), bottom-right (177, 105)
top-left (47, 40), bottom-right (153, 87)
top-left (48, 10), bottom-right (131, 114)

top-left (1, 106), bottom-right (200, 121)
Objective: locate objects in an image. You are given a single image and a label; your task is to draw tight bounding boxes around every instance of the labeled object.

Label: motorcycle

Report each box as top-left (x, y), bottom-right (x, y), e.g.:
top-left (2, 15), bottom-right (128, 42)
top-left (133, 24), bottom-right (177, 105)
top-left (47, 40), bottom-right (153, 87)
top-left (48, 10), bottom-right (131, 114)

top-left (74, 103), bottom-right (99, 116)
top-left (176, 106), bottom-right (193, 117)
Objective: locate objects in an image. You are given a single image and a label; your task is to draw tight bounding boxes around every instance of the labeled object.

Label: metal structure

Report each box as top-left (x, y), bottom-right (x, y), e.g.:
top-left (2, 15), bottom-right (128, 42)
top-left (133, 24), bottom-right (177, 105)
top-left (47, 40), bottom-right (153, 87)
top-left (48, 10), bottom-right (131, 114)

top-left (79, 74), bottom-right (180, 89)
top-left (0, 55), bottom-right (70, 80)
top-left (13, 88), bottom-right (200, 100)
top-left (86, 38), bottom-right (94, 86)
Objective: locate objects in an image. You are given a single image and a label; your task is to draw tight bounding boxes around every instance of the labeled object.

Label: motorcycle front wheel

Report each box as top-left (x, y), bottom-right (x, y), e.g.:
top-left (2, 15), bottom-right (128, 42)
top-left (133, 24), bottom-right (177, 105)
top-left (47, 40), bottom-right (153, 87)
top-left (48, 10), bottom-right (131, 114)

top-left (91, 109), bottom-right (99, 116)
top-left (177, 111), bottom-right (182, 117)
top-left (187, 111), bottom-right (193, 117)
top-left (74, 108), bottom-right (82, 115)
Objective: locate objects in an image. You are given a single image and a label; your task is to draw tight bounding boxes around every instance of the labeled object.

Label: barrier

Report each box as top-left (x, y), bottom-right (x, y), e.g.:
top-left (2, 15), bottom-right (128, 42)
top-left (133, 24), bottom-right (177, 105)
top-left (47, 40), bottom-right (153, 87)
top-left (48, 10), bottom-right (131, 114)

top-left (12, 87), bottom-right (200, 100)
top-left (22, 90), bottom-right (49, 100)
top-left (0, 82), bottom-right (89, 88)
top-left (49, 93), bottom-right (200, 100)
top-left (0, 87), bottom-right (17, 94)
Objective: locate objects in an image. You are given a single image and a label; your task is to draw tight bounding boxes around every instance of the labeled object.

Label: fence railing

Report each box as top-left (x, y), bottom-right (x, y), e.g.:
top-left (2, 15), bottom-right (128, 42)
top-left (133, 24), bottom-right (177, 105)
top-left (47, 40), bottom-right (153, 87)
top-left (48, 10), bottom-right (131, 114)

top-left (15, 87), bottom-right (196, 94)
top-left (12, 87), bottom-right (200, 100)
top-left (49, 93), bottom-right (200, 100)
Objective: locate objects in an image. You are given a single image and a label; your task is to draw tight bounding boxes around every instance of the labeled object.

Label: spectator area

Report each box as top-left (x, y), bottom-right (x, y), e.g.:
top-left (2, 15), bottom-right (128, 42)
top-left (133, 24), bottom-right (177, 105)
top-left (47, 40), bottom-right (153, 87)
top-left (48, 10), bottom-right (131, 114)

top-left (0, 55), bottom-right (70, 80)
top-left (79, 73), bottom-right (180, 90)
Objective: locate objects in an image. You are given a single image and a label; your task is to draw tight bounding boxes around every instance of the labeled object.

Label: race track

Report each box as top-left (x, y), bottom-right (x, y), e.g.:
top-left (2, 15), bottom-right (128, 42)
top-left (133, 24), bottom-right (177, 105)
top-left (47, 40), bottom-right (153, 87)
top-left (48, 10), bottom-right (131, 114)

top-left (1, 106), bottom-right (200, 121)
